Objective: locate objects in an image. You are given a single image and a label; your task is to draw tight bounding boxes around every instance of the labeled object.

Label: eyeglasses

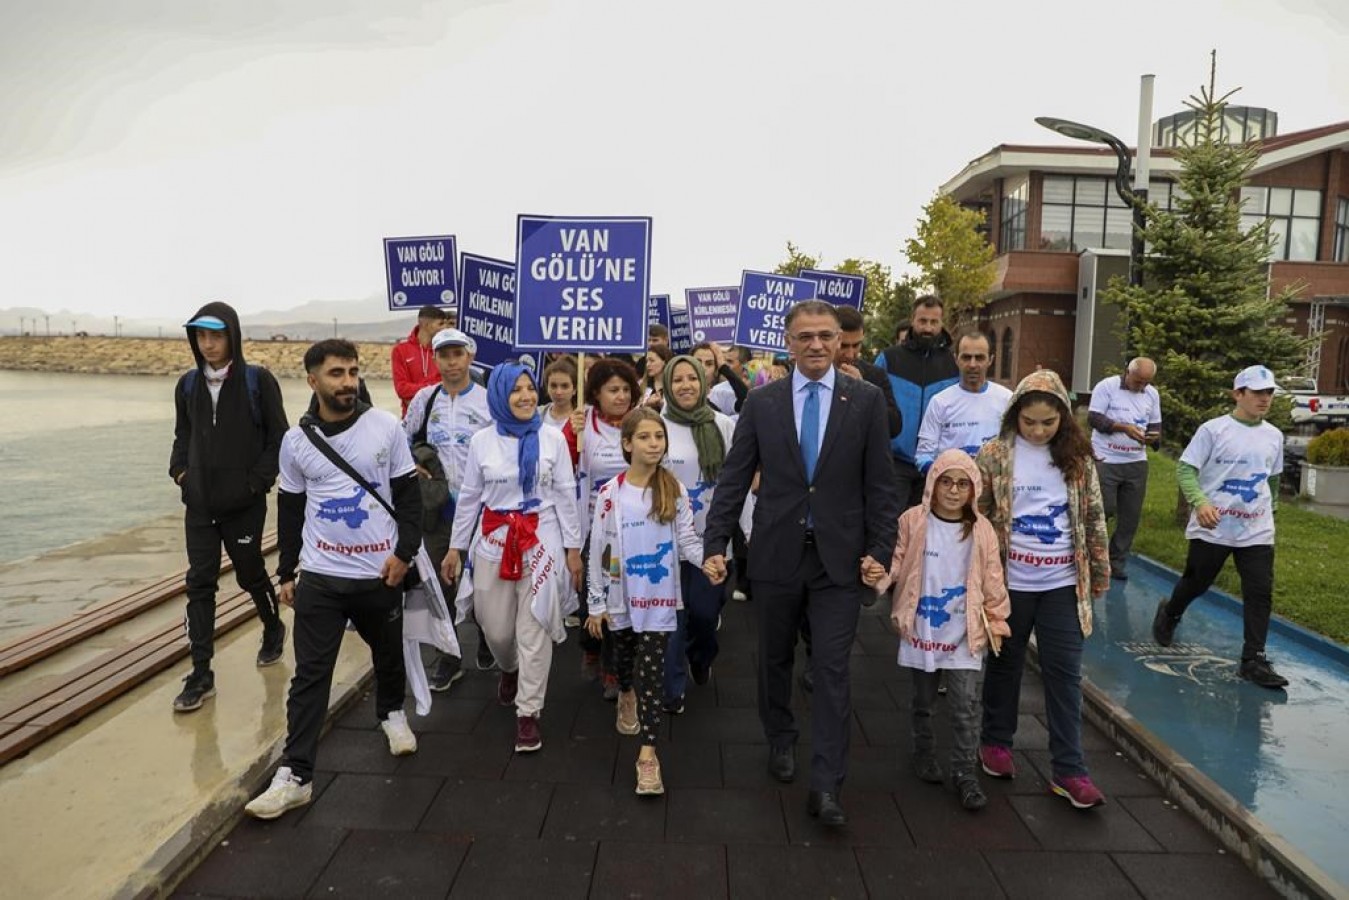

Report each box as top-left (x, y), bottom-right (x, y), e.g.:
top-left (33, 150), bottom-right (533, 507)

top-left (935, 476), bottom-right (974, 491)
top-left (790, 330), bottom-right (839, 345)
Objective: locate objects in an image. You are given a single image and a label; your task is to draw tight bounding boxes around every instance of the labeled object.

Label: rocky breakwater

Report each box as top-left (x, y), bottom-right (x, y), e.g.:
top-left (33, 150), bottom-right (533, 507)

top-left (0, 336), bottom-right (394, 379)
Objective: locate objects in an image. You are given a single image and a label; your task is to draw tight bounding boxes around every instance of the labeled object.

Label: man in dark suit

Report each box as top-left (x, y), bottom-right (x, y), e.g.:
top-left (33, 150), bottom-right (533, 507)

top-left (703, 300), bottom-right (899, 826)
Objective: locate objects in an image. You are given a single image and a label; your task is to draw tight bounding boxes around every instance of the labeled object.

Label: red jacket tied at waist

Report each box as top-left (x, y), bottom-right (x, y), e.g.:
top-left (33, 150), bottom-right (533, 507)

top-left (481, 508), bottom-right (540, 581)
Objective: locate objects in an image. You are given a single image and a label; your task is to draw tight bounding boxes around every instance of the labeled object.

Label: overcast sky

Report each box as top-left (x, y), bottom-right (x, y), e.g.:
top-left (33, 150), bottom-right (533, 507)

top-left (2, 0), bottom-right (1346, 320)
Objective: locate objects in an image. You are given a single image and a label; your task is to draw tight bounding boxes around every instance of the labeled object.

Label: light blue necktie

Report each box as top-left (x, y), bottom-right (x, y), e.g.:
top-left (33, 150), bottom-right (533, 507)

top-left (801, 381), bottom-right (821, 482)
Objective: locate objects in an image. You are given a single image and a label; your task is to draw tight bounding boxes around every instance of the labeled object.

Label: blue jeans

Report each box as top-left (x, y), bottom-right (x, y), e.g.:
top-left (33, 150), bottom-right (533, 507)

top-left (664, 562), bottom-right (726, 702)
top-left (981, 584), bottom-right (1087, 778)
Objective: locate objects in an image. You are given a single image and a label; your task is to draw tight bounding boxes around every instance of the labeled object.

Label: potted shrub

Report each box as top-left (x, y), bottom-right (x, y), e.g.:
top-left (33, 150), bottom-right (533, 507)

top-left (1301, 428), bottom-right (1349, 505)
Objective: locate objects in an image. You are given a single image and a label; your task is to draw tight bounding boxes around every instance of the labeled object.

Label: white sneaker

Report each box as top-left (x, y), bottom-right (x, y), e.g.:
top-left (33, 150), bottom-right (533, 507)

top-left (732, 590), bottom-right (747, 602)
top-left (244, 766), bottom-right (312, 820)
top-left (380, 710), bottom-right (418, 756)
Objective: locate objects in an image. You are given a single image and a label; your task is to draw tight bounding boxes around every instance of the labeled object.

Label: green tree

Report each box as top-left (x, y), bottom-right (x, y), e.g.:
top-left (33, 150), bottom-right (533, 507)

top-left (903, 193), bottom-right (996, 328)
top-left (1098, 59), bottom-right (1311, 456)
top-left (772, 243), bottom-right (909, 357)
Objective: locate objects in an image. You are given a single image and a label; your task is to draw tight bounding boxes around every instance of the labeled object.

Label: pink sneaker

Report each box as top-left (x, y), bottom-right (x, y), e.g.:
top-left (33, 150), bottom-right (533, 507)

top-left (1051, 774), bottom-right (1107, 809)
top-left (979, 744), bottom-right (1016, 779)
top-left (514, 714), bottom-right (542, 753)
top-left (498, 671), bottom-right (519, 707)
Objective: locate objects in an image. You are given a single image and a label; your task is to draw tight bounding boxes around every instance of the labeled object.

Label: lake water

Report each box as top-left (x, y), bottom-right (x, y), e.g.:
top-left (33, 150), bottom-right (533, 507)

top-left (0, 370), bottom-right (399, 565)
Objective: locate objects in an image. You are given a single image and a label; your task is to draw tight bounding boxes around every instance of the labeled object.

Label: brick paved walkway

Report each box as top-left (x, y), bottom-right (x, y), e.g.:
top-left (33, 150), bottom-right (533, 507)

top-left (176, 599), bottom-right (1273, 899)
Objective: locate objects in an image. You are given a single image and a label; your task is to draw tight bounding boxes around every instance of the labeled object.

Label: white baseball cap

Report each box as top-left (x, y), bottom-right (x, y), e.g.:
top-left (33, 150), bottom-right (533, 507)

top-left (1233, 364), bottom-right (1277, 391)
top-left (431, 327), bottom-right (476, 355)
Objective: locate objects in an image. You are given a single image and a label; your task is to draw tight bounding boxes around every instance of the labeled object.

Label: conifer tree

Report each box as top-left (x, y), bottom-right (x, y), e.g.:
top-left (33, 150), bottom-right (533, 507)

top-left (1100, 55), bottom-right (1310, 452)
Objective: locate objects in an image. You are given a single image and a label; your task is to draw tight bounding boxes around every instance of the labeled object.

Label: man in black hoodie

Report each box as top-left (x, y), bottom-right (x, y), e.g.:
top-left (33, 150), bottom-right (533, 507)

top-left (169, 301), bottom-right (289, 712)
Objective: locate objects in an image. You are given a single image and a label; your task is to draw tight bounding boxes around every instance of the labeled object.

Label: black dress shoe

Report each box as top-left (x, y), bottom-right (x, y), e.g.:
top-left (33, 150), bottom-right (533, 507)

top-left (806, 791), bottom-right (847, 826)
top-left (768, 746), bottom-right (796, 783)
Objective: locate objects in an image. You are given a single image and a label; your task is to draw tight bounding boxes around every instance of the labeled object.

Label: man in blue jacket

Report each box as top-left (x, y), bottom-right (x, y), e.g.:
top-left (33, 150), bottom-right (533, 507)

top-left (875, 295), bottom-right (959, 510)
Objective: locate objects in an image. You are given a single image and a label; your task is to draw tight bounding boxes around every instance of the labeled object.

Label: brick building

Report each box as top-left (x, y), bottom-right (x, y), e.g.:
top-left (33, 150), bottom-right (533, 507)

top-left (940, 110), bottom-right (1349, 395)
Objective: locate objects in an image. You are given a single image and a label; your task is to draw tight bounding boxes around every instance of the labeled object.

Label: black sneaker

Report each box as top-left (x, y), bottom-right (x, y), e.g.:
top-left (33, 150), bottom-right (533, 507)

top-left (476, 640), bottom-right (497, 671)
top-left (173, 671), bottom-right (216, 713)
top-left (257, 621), bottom-right (286, 667)
top-left (428, 654), bottom-right (464, 692)
top-left (1151, 599), bottom-right (1179, 647)
top-left (690, 663), bottom-right (712, 686)
top-left (913, 753), bottom-right (944, 784)
top-left (1239, 654), bottom-right (1289, 689)
top-left (954, 772), bottom-right (988, 811)
top-left (662, 696), bottom-right (685, 716)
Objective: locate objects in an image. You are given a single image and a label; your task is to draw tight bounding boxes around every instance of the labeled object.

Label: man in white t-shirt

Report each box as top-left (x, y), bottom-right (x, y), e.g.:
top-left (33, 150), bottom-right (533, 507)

top-left (916, 332), bottom-right (1012, 473)
top-left (1152, 365), bottom-right (1287, 689)
top-left (405, 328), bottom-right (494, 687)
top-left (245, 340), bottom-right (424, 821)
top-left (1088, 358), bottom-right (1162, 581)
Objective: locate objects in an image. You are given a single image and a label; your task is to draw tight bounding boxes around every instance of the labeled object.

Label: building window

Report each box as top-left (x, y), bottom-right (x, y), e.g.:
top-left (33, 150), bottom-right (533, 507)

top-left (1000, 328), bottom-right (1014, 379)
top-left (1040, 175), bottom-right (1132, 252)
top-left (1240, 186), bottom-right (1322, 261)
top-left (1334, 197), bottom-right (1349, 263)
top-left (999, 180), bottom-right (1028, 252)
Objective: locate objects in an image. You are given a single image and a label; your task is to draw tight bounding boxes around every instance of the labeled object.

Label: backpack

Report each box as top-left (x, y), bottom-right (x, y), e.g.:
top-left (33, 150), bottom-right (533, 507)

top-left (409, 387), bottom-right (452, 532)
top-left (183, 364), bottom-right (263, 427)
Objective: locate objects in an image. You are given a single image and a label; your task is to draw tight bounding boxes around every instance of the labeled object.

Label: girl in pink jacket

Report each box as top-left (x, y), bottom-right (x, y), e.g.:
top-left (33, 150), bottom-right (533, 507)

top-left (880, 448), bottom-right (1010, 811)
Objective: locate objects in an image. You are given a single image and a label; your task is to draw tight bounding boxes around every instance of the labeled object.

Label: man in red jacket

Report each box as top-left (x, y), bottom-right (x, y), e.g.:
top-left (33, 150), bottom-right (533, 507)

top-left (392, 306), bottom-right (452, 416)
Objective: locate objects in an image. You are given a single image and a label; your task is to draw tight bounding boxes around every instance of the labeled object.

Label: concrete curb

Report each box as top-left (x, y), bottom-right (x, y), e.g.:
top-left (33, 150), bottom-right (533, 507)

top-left (123, 663), bottom-right (375, 900)
top-left (1025, 636), bottom-right (1346, 900)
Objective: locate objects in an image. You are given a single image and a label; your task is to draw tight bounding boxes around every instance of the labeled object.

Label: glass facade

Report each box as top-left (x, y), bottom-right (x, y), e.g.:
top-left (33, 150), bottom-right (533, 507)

top-left (1040, 175), bottom-right (1135, 252)
top-left (999, 179), bottom-right (1027, 252)
top-left (1335, 197), bottom-right (1349, 263)
top-left (1154, 107), bottom-right (1278, 148)
top-left (1240, 186), bottom-right (1322, 261)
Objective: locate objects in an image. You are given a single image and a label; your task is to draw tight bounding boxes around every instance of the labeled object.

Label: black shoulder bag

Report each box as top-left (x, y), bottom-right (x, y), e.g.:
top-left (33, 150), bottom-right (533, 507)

top-left (300, 424), bottom-right (421, 589)
top-left (409, 388), bottom-right (451, 533)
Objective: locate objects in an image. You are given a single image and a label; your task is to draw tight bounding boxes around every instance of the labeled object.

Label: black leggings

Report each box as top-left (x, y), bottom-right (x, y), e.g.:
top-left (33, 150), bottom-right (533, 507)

top-left (612, 629), bottom-right (669, 746)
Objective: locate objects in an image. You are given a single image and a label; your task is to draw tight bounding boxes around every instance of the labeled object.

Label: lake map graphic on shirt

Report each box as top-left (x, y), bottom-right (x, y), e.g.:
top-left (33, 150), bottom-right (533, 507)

top-left (625, 541), bottom-right (673, 583)
top-left (317, 485), bottom-right (372, 529)
top-left (916, 585), bottom-right (966, 628)
top-left (1217, 473), bottom-right (1267, 503)
top-left (686, 481), bottom-right (713, 513)
top-left (1011, 502), bottom-right (1069, 544)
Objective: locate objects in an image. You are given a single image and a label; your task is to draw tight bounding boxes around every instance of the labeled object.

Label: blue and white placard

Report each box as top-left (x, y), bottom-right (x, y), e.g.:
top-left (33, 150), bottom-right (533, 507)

top-left (733, 270), bottom-right (817, 354)
top-left (384, 235), bottom-right (458, 311)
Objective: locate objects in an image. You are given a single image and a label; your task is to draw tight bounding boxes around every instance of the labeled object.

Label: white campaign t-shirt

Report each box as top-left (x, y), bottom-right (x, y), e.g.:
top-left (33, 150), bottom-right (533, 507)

top-left (578, 409), bottom-right (627, 524)
top-left (662, 412), bottom-right (736, 536)
top-left (616, 481), bottom-right (680, 633)
top-left (280, 410), bottom-right (416, 580)
top-left (449, 427), bottom-right (582, 553)
top-left (1182, 414), bottom-right (1283, 547)
top-left (1006, 437), bottom-right (1078, 591)
top-left (1089, 376), bottom-right (1161, 464)
top-left (917, 381), bottom-right (1013, 461)
top-left (404, 382), bottom-right (491, 494)
top-left (708, 381), bottom-right (739, 418)
top-left (898, 516), bottom-right (981, 672)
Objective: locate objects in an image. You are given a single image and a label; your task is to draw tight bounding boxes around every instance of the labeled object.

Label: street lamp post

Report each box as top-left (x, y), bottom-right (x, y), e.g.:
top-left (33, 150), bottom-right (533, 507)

top-left (1035, 74), bottom-right (1155, 288)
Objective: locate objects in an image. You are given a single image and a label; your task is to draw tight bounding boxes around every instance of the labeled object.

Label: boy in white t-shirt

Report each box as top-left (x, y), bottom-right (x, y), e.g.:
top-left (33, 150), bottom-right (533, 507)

top-left (1152, 365), bottom-right (1288, 689)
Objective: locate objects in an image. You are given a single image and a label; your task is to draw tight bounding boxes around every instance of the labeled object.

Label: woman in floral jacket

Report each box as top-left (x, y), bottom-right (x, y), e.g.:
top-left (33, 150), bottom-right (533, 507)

top-left (974, 369), bottom-right (1111, 809)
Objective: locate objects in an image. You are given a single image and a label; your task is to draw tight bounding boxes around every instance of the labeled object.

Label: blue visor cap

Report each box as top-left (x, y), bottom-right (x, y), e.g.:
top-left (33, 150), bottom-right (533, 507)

top-left (184, 315), bottom-right (228, 330)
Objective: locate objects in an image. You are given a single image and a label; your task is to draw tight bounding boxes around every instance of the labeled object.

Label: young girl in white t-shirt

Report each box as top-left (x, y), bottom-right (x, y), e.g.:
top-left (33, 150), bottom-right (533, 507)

top-left (541, 359), bottom-right (578, 430)
top-left (586, 408), bottom-right (703, 796)
top-left (878, 449), bottom-right (1010, 811)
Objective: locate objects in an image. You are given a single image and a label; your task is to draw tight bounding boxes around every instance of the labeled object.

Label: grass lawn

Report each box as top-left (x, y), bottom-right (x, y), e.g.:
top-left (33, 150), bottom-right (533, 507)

top-left (1130, 451), bottom-right (1349, 645)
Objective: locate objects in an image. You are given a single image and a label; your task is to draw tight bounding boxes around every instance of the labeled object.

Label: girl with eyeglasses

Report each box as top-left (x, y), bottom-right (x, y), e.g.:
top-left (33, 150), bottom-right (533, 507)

top-left (872, 448), bottom-right (1011, 811)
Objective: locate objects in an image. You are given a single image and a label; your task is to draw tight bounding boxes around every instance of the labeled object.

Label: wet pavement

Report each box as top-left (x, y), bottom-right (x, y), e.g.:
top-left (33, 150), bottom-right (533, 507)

top-left (1087, 559), bottom-right (1349, 890)
top-left (176, 598), bottom-right (1276, 899)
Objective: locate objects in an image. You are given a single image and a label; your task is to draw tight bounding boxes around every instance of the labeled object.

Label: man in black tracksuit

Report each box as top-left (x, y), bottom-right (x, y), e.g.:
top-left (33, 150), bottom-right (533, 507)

top-left (169, 301), bottom-right (289, 712)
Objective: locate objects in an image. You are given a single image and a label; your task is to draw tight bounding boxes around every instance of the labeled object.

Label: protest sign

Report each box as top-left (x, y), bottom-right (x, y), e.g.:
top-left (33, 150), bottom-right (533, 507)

top-left (733, 270), bottom-right (816, 353)
top-left (384, 235), bottom-right (458, 311)
top-left (685, 286), bottom-right (740, 345)
top-left (459, 253), bottom-right (520, 369)
top-left (648, 294), bottom-right (671, 331)
top-left (514, 215), bottom-right (651, 352)
top-left (799, 268), bottom-right (867, 311)
top-left (669, 304), bottom-right (693, 354)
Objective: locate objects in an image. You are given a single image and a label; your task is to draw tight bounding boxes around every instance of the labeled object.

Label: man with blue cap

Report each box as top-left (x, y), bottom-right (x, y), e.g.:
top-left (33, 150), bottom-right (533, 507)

top-left (1152, 364), bottom-right (1288, 689)
top-left (169, 301), bottom-right (290, 711)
